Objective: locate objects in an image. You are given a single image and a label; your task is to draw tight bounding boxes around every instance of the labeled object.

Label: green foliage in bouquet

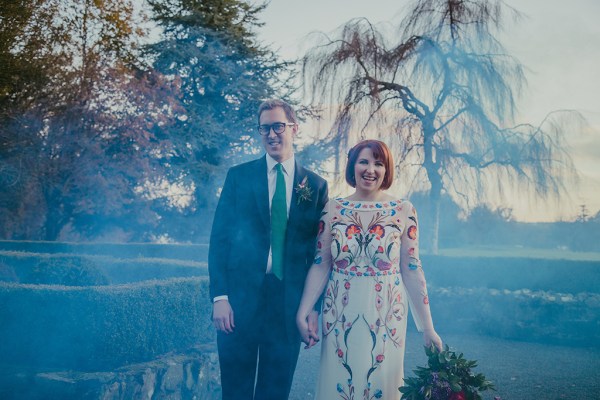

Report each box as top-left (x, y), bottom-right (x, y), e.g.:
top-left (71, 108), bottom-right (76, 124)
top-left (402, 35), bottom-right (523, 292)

top-left (400, 344), bottom-right (497, 400)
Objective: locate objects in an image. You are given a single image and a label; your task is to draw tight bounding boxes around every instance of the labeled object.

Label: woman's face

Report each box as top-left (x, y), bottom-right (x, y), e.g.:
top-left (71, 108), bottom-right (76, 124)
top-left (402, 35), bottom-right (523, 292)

top-left (353, 147), bottom-right (386, 194)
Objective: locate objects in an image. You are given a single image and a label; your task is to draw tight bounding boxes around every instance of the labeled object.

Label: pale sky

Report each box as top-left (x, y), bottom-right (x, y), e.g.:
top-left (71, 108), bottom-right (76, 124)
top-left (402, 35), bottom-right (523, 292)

top-left (255, 0), bottom-right (600, 222)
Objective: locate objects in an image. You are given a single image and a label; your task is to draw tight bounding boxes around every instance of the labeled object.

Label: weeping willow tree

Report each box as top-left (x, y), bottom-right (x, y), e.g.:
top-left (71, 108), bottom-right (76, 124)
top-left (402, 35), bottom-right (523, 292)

top-left (303, 0), bottom-right (579, 253)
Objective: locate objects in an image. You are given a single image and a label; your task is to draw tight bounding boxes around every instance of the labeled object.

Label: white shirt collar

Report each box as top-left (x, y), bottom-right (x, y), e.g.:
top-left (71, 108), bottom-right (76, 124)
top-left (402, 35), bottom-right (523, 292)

top-left (266, 153), bottom-right (295, 175)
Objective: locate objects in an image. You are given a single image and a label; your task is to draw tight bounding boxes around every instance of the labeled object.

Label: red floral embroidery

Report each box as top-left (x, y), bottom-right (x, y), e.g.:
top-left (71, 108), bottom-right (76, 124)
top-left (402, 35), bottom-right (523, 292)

top-left (407, 225), bottom-right (417, 240)
top-left (346, 224), bottom-right (361, 238)
top-left (423, 295), bottom-right (429, 305)
top-left (369, 224), bottom-right (384, 238)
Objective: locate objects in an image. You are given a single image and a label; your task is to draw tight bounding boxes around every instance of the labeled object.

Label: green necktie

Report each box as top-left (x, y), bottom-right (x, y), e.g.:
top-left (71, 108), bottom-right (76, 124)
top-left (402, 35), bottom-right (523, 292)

top-left (271, 163), bottom-right (287, 280)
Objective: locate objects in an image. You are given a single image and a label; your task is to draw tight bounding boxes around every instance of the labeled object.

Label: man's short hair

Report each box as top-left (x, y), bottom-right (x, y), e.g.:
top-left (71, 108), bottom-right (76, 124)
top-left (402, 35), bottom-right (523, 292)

top-left (257, 99), bottom-right (297, 124)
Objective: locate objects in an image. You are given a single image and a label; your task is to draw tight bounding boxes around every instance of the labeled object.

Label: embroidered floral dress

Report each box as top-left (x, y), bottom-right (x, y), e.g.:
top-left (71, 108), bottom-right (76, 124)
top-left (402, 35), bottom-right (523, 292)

top-left (313, 198), bottom-right (430, 400)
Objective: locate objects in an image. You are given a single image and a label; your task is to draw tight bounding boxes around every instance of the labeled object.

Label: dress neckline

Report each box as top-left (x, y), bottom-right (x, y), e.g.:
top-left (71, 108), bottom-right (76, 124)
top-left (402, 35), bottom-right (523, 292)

top-left (333, 197), bottom-right (404, 210)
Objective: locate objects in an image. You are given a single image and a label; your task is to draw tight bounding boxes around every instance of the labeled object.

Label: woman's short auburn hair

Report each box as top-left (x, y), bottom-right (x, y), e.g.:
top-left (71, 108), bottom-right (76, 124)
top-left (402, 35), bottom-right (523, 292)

top-left (345, 140), bottom-right (394, 190)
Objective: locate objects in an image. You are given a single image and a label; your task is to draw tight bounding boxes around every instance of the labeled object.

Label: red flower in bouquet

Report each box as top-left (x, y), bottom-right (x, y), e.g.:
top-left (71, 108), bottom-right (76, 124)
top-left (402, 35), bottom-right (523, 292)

top-left (399, 344), bottom-right (496, 400)
top-left (448, 391), bottom-right (466, 400)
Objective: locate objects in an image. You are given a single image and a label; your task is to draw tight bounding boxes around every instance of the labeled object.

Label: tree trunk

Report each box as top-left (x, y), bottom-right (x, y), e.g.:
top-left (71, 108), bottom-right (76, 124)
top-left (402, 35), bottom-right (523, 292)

top-left (421, 117), bottom-right (442, 254)
top-left (431, 194), bottom-right (441, 254)
top-left (42, 187), bottom-right (68, 241)
top-left (44, 209), bottom-right (64, 241)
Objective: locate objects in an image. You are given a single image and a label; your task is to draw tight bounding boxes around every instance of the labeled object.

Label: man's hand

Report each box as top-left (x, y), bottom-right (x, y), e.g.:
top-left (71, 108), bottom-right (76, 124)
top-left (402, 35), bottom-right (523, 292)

top-left (213, 300), bottom-right (235, 334)
top-left (306, 310), bottom-right (320, 348)
top-left (297, 310), bottom-right (320, 349)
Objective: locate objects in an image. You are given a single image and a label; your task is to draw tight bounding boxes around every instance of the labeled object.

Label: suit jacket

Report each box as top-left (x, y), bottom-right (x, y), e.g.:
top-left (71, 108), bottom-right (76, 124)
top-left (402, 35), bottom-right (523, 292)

top-left (208, 155), bottom-right (328, 341)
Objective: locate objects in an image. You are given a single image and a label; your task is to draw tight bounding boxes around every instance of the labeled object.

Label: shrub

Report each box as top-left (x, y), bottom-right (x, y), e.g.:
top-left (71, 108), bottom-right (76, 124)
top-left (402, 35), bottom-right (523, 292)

top-left (0, 277), bottom-right (214, 371)
top-left (0, 251), bottom-right (207, 285)
top-left (421, 255), bottom-right (600, 294)
top-left (428, 287), bottom-right (600, 347)
top-left (0, 240), bottom-right (209, 261)
top-left (20, 257), bottom-right (109, 286)
top-left (0, 261), bottom-right (17, 282)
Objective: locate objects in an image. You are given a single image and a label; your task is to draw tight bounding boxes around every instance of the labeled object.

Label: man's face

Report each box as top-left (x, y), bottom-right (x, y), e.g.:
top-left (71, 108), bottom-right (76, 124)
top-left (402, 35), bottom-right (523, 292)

top-left (259, 107), bottom-right (297, 162)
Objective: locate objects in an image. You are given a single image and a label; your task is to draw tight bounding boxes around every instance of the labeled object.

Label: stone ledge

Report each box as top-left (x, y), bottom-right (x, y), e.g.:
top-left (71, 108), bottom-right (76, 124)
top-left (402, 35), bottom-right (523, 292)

top-left (0, 344), bottom-right (221, 400)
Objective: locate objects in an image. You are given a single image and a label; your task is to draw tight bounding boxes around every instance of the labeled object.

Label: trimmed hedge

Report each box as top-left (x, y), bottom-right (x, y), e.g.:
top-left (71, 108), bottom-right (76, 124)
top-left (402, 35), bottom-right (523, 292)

top-left (1, 242), bottom-right (597, 373)
top-left (0, 251), bottom-right (207, 285)
top-left (0, 277), bottom-right (213, 371)
top-left (0, 240), bottom-right (209, 261)
top-left (422, 255), bottom-right (600, 294)
top-left (1, 271), bottom-right (598, 374)
top-left (428, 286), bottom-right (600, 347)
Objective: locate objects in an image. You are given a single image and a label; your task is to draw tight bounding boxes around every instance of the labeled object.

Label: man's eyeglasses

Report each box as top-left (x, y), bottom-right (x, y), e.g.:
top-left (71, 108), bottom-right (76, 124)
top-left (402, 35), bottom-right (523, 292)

top-left (258, 122), bottom-right (295, 136)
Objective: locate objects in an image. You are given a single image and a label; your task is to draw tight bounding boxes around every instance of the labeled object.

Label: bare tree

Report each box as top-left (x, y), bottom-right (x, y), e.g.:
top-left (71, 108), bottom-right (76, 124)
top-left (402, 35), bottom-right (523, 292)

top-left (303, 0), bottom-right (578, 253)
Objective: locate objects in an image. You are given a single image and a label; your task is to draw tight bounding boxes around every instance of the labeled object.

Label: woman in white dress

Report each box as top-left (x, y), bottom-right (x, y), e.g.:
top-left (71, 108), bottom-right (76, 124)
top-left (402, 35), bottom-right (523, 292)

top-left (296, 139), bottom-right (443, 400)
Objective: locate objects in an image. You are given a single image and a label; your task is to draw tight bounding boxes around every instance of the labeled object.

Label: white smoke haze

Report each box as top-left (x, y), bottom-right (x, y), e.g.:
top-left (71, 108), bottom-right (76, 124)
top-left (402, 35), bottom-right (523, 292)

top-left (136, 177), bottom-right (195, 211)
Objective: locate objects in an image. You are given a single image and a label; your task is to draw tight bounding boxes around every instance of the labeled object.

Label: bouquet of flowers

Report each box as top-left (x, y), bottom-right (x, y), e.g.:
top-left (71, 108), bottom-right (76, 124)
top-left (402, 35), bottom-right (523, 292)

top-left (400, 344), bottom-right (498, 400)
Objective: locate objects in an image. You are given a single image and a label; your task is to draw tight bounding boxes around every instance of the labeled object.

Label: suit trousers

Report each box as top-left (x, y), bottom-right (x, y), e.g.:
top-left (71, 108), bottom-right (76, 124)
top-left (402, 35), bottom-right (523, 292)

top-left (217, 274), bottom-right (301, 400)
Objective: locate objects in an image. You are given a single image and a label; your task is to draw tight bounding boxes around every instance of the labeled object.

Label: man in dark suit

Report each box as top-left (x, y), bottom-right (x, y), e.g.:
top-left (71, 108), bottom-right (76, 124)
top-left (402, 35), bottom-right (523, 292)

top-left (209, 99), bottom-right (328, 399)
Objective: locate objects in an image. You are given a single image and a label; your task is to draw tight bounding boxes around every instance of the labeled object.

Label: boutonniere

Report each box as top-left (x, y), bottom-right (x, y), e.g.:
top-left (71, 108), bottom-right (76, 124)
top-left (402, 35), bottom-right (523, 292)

top-left (295, 176), bottom-right (313, 205)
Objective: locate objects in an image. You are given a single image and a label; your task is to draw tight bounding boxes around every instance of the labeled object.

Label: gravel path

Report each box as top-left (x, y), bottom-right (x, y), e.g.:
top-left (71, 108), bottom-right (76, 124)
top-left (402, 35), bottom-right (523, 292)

top-left (290, 331), bottom-right (600, 400)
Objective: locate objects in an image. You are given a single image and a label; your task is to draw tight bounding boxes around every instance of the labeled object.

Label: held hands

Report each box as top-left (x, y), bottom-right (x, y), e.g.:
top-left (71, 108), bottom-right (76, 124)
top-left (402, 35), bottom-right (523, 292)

top-left (423, 328), bottom-right (443, 352)
top-left (297, 310), bottom-right (320, 349)
top-left (213, 300), bottom-right (235, 334)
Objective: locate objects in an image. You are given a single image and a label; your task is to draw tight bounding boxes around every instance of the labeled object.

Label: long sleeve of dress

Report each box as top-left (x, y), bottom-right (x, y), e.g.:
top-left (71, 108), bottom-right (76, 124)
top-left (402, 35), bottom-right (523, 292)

top-left (297, 200), bottom-right (333, 320)
top-left (399, 201), bottom-right (435, 333)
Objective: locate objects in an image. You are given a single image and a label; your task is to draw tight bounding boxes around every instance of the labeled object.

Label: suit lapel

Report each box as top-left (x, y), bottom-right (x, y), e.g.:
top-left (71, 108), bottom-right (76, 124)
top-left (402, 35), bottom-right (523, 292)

top-left (253, 156), bottom-right (270, 229)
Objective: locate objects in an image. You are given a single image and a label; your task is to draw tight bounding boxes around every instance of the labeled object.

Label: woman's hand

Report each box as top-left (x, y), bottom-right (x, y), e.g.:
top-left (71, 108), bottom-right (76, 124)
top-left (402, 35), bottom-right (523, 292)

top-left (423, 329), bottom-right (443, 352)
top-left (297, 310), bottom-right (320, 349)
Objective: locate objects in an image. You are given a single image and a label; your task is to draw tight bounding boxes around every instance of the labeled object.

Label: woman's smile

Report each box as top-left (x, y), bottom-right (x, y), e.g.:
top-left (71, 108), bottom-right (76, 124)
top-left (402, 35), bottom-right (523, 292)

top-left (354, 148), bottom-right (385, 194)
